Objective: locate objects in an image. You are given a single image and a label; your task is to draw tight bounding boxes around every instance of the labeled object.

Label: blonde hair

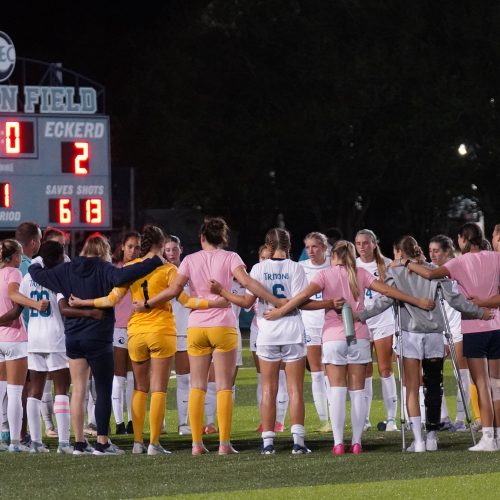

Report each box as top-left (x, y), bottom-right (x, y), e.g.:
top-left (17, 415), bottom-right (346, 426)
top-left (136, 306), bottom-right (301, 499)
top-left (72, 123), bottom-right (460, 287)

top-left (0, 239), bottom-right (22, 266)
top-left (265, 228), bottom-right (291, 258)
top-left (303, 232), bottom-right (328, 247)
top-left (80, 233), bottom-right (112, 262)
top-left (355, 228), bottom-right (387, 282)
top-left (332, 240), bottom-right (359, 299)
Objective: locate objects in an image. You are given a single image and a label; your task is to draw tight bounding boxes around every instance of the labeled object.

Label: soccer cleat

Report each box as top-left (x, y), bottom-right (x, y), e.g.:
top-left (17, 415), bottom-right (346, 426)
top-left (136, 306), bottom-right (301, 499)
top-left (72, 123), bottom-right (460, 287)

top-left (73, 440), bottom-right (95, 455)
top-left (385, 419), bottom-right (398, 432)
top-left (261, 444), bottom-right (275, 455)
top-left (332, 443), bottom-right (345, 455)
top-left (0, 441), bottom-right (9, 452)
top-left (45, 427), bottom-right (58, 438)
top-left (93, 442), bottom-right (124, 455)
top-left (363, 419), bottom-right (372, 432)
top-left (453, 421), bottom-right (467, 433)
top-left (192, 443), bottom-right (209, 456)
top-left (132, 442), bottom-right (147, 454)
top-left (57, 443), bottom-right (74, 454)
top-left (350, 443), bottom-right (363, 455)
top-left (218, 443), bottom-right (239, 455)
top-left (115, 422), bottom-right (127, 435)
top-left (1, 430), bottom-right (10, 444)
top-left (317, 421), bottom-right (332, 433)
top-left (148, 443), bottom-right (172, 455)
top-left (255, 424), bottom-right (263, 433)
top-left (407, 440), bottom-right (426, 453)
top-left (107, 441), bottom-right (125, 454)
top-left (426, 436), bottom-right (438, 451)
top-left (8, 443), bottom-right (30, 453)
top-left (126, 420), bottom-right (134, 434)
top-left (274, 422), bottom-right (285, 433)
top-left (178, 424), bottom-right (192, 436)
top-left (469, 436), bottom-right (497, 452)
top-left (203, 423), bottom-right (217, 435)
top-left (84, 423), bottom-right (98, 437)
top-left (20, 434), bottom-right (32, 447)
top-left (438, 418), bottom-right (454, 432)
top-left (292, 444), bottom-right (311, 455)
top-left (30, 441), bottom-right (50, 453)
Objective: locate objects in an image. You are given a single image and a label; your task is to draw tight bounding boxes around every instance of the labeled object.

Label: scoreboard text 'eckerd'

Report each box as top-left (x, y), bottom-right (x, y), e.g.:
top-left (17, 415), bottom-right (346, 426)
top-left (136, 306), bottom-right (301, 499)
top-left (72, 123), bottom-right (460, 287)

top-left (0, 31), bottom-right (111, 229)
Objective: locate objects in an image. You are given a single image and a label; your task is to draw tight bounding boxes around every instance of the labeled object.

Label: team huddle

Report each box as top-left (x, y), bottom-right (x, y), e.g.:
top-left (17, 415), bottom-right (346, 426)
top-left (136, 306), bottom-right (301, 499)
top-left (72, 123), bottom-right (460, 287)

top-left (0, 218), bottom-right (499, 456)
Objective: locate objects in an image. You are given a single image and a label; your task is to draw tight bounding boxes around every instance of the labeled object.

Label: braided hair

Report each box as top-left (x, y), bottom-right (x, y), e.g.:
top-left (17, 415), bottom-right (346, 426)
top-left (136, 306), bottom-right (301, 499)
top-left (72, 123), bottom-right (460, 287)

top-left (140, 225), bottom-right (165, 257)
top-left (458, 223), bottom-right (483, 254)
top-left (396, 235), bottom-right (424, 261)
top-left (200, 217), bottom-right (229, 247)
top-left (265, 228), bottom-right (291, 258)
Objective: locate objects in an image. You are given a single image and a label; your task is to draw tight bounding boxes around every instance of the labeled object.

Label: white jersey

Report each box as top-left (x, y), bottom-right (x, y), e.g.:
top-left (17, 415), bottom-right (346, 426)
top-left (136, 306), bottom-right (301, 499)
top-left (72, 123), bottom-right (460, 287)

top-left (19, 257), bottom-right (65, 353)
top-left (230, 279), bottom-right (245, 333)
top-left (171, 283), bottom-right (190, 338)
top-left (299, 258), bottom-right (330, 330)
top-left (356, 257), bottom-right (395, 329)
top-left (249, 258), bottom-right (307, 345)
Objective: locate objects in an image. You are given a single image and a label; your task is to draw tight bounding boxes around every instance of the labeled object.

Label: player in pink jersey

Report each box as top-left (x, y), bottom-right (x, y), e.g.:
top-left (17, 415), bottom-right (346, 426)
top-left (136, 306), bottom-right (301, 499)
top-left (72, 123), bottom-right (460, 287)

top-left (404, 223), bottom-right (500, 452)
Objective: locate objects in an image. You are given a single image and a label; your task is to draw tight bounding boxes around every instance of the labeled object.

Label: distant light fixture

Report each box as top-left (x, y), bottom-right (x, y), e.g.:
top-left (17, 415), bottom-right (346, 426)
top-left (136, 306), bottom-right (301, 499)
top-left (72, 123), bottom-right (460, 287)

top-left (458, 144), bottom-right (468, 156)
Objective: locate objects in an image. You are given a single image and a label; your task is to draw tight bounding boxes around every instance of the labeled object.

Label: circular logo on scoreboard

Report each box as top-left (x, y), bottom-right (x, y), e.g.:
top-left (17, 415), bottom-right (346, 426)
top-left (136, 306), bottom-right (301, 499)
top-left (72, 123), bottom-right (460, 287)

top-left (0, 32), bottom-right (16, 82)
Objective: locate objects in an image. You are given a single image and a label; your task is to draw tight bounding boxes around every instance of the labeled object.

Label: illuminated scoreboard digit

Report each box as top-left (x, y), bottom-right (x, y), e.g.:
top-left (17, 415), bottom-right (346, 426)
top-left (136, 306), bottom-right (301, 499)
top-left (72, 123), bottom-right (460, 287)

top-left (0, 115), bottom-right (111, 229)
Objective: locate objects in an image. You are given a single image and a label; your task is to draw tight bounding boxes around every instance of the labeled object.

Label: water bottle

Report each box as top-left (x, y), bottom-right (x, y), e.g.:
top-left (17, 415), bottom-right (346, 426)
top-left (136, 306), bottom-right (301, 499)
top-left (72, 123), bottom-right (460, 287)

top-left (342, 303), bottom-right (357, 346)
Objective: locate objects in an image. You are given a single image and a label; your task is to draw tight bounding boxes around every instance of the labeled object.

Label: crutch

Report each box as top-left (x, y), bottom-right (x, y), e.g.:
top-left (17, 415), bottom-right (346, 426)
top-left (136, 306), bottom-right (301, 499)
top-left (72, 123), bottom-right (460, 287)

top-left (436, 283), bottom-right (477, 446)
top-left (393, 300), bottom-right (406, 452)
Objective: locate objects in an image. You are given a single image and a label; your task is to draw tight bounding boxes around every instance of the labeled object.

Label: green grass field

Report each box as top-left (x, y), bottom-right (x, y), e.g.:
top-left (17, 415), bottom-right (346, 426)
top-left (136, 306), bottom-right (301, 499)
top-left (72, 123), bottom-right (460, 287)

top-left (1, 337), bottom-right (499, 499)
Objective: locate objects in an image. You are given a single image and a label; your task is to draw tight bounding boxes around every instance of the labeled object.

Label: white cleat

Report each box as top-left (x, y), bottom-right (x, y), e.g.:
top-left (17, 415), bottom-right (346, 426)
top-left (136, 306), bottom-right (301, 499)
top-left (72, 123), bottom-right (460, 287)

top-left (469, 436), bottom-right (497, 452)
top-left (406, 440), bottom-right (426, 453)
top-left (363, 419), bottom-right (372, 432)
top-left (178, 424), bottom-right (192, 436)
top-left (132, 442), bottom-right (147, 454)
top-left (425, 436), bottom-right (438, 452)
top-left (385, 419), bottom-right (398, 432)
top-left (148, 443), bottom-right (172, 455)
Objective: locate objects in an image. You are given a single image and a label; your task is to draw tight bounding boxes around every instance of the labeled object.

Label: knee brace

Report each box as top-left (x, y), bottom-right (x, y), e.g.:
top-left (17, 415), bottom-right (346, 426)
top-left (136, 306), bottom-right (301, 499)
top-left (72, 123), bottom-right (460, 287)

top-left (490, 377), bottom-right (500, 401)
top-left (422, 358), bottom-right (443, 430)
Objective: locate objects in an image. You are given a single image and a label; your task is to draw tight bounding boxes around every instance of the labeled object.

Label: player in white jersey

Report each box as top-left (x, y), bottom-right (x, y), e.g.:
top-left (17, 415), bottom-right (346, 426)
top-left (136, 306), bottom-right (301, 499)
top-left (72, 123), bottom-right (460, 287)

top-left (355, 229), bottom-right (398, 432)
top-left (300, 232), bottom-right (331, 432)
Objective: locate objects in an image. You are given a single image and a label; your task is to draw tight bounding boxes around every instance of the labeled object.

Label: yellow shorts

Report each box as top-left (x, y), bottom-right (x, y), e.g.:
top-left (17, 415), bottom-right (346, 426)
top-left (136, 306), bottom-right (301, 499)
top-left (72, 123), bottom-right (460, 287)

top-left (128, 331), bottom-right (176, 362)
top-left (187, 327), bottom-right (238, 356)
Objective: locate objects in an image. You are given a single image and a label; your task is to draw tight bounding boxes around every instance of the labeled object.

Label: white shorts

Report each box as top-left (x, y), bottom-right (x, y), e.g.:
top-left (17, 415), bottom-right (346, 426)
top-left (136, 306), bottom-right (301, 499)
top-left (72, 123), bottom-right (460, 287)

top-left (113, 328), bottom-right (128, 349)
top-left (28, 352), bottom-right (68, 372)
top-left (236, 329), bottom-right (243, 367)
top-left (322, 339), bottom-right (372, 365)
top-left (0, 341), bottom-right (27, 362)
top-left (250, 323), bottom-right (258, 352)
top-left (396, 331), bottom-right (444, 360)
top-left (444, 331), bottom-right (463, 346)
top-left (305, 327), bottom-right (322, 347)
top-left (177, 335), bottom-right (187, 352)
top-left (370, 324), bottom-right (394, 342)
top-left (256, 343), bottom-right (306, 363)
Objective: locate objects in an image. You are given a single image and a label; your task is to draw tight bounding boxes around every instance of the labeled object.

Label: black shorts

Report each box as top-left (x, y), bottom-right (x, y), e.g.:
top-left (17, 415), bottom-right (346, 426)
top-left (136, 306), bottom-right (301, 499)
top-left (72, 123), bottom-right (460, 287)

top-left (463, 330), bottom-right (500, 359)
top-left (66, 337), bottom-right (113, 360)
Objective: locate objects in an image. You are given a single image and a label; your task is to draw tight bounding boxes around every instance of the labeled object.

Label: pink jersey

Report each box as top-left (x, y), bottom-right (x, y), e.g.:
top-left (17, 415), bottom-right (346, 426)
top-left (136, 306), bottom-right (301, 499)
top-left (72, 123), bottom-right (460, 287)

top-left (0, 267), bottom-right (27, 342)
top-left (113, 263), bottom-right (133, 328)
top-left (311, 266), bottom-right (375, 342)
top-left (178, 249), bottom-right (245, 327)
top-left (444, 251), bottom-right (500, 334)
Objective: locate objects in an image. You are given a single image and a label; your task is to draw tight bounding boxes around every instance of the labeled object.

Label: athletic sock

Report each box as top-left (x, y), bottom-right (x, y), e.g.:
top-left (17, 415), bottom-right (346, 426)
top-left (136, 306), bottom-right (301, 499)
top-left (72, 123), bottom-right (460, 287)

top-left (54, 395), bottom-right (70, 443)
top-left (176, 373), bottom-right (190, 426)
top-left (349, 389), bottom-right (366, 445)
top-left (149, 392), bottom-right (166, 445)
top-left (381, 374), bottom-right (398, 421)
top-left (311, 371), bottom-right (329, 422)
top-left (189, 388), bottom-right (206, 444)
top-left (418, 386), bottom-right (426, 422)
top-left (262, 430), bottom-right (275, 448)
top-left (217, 389), bottom-right (233, 444)
top-left (276, 369), bottom-right (289, 425)
top-left (483, 427), bottom-right (494, 440)
top-left (364, 376), bottom-right (373, 423)
top-left (112, 375), bottom-right (126, 425)
top-left (470, 383), bottom-right (481, 421)
top-left (40, 380), bottom-right (54, 430)
top-left (126, 371), bottom-right (134, 423)
top-left (410, 416), bottom-right (423, 443)
top-left (456, 369), bottom-right (471, 422)
top-left (440, 388), bottom-right (449, 421)
top-left (7, 385), bottom-right (23, 442)
top-left (495, 427), bottom-right (500, 439)
top-left (291, 423), bottom-right (305, 447)
top-left (0, 381), bottom-right (6, 432)
top-left (27, 397), bottom-right (42, 443)
top-left (328, 386), bottom-right (347, 446)
top-left (132, 390), bottom-right (148, 443)
top-left (204, 382), bottom-right (216, 425)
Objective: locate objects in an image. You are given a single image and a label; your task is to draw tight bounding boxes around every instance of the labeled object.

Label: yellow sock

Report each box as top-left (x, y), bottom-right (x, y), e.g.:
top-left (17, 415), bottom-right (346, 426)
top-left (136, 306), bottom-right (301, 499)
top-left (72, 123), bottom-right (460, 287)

top-left (132, 390), bottom-right (148, 443)
top-left (189, 388), bottom-right (206, 444)
top-left (470, 383), bottom-right (481, 421)
top-left (217, 389), bottom-right (233, 443)
top-left (149, 392), bottom-right (166, 445)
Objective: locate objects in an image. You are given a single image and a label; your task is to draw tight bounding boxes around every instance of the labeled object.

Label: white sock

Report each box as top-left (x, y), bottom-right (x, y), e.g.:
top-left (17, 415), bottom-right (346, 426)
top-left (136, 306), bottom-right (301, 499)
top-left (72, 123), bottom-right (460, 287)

top-left (483, 426), bottom-right (494, 440)
top-left (381, 374), bottom-right (398, 421)
top-left (311, 371), bottom-right (329, 422)
top-left (418, 386), bottom-right (426, 423)
top-left (456, 369), bottom-right (470, 422)
top-left (262, 430), bottom-right (275, 448)
top-left (349, 389), bottom-right (366, 445)
top-left (364, 376), bottom-right (373, 423)
top-left (495, 427), bottom-right (500, 439)
top-left (276, 369), bottom-right (289, 425)
top-left (204, 382), bottom-right (216, 425)
top-left (176, 373), bottom-right (190, 426)
top-left (440, 388), bottom-right (449, 421)
top-left (427, 430), bottom-right (436, 440)
top-left (27, 397), bottom-right (42, 443)
top-left (1, 382), bottom-right (7, 432)
top-left (291, 423), bottom-right (305, 447)
top-left (410, 416), bottom-right (423, 443)
top-left (54, 395), bottom-right (70, 444)
top-left (112, 376), bottom-right (126, 425)
top-left (40, 380), bottom-right (54, 429)
top-left (126, 371), bottom-right (134, 422)
top-left (7, 384), bottom-right (23, 443)
top-left (328, 386), bottom-right (347, 446)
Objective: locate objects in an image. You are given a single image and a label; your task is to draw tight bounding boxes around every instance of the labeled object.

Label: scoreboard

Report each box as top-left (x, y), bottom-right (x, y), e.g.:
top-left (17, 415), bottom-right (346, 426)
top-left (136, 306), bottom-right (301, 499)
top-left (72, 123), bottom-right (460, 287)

top-left (0, 115), bottom-right (111, 229)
